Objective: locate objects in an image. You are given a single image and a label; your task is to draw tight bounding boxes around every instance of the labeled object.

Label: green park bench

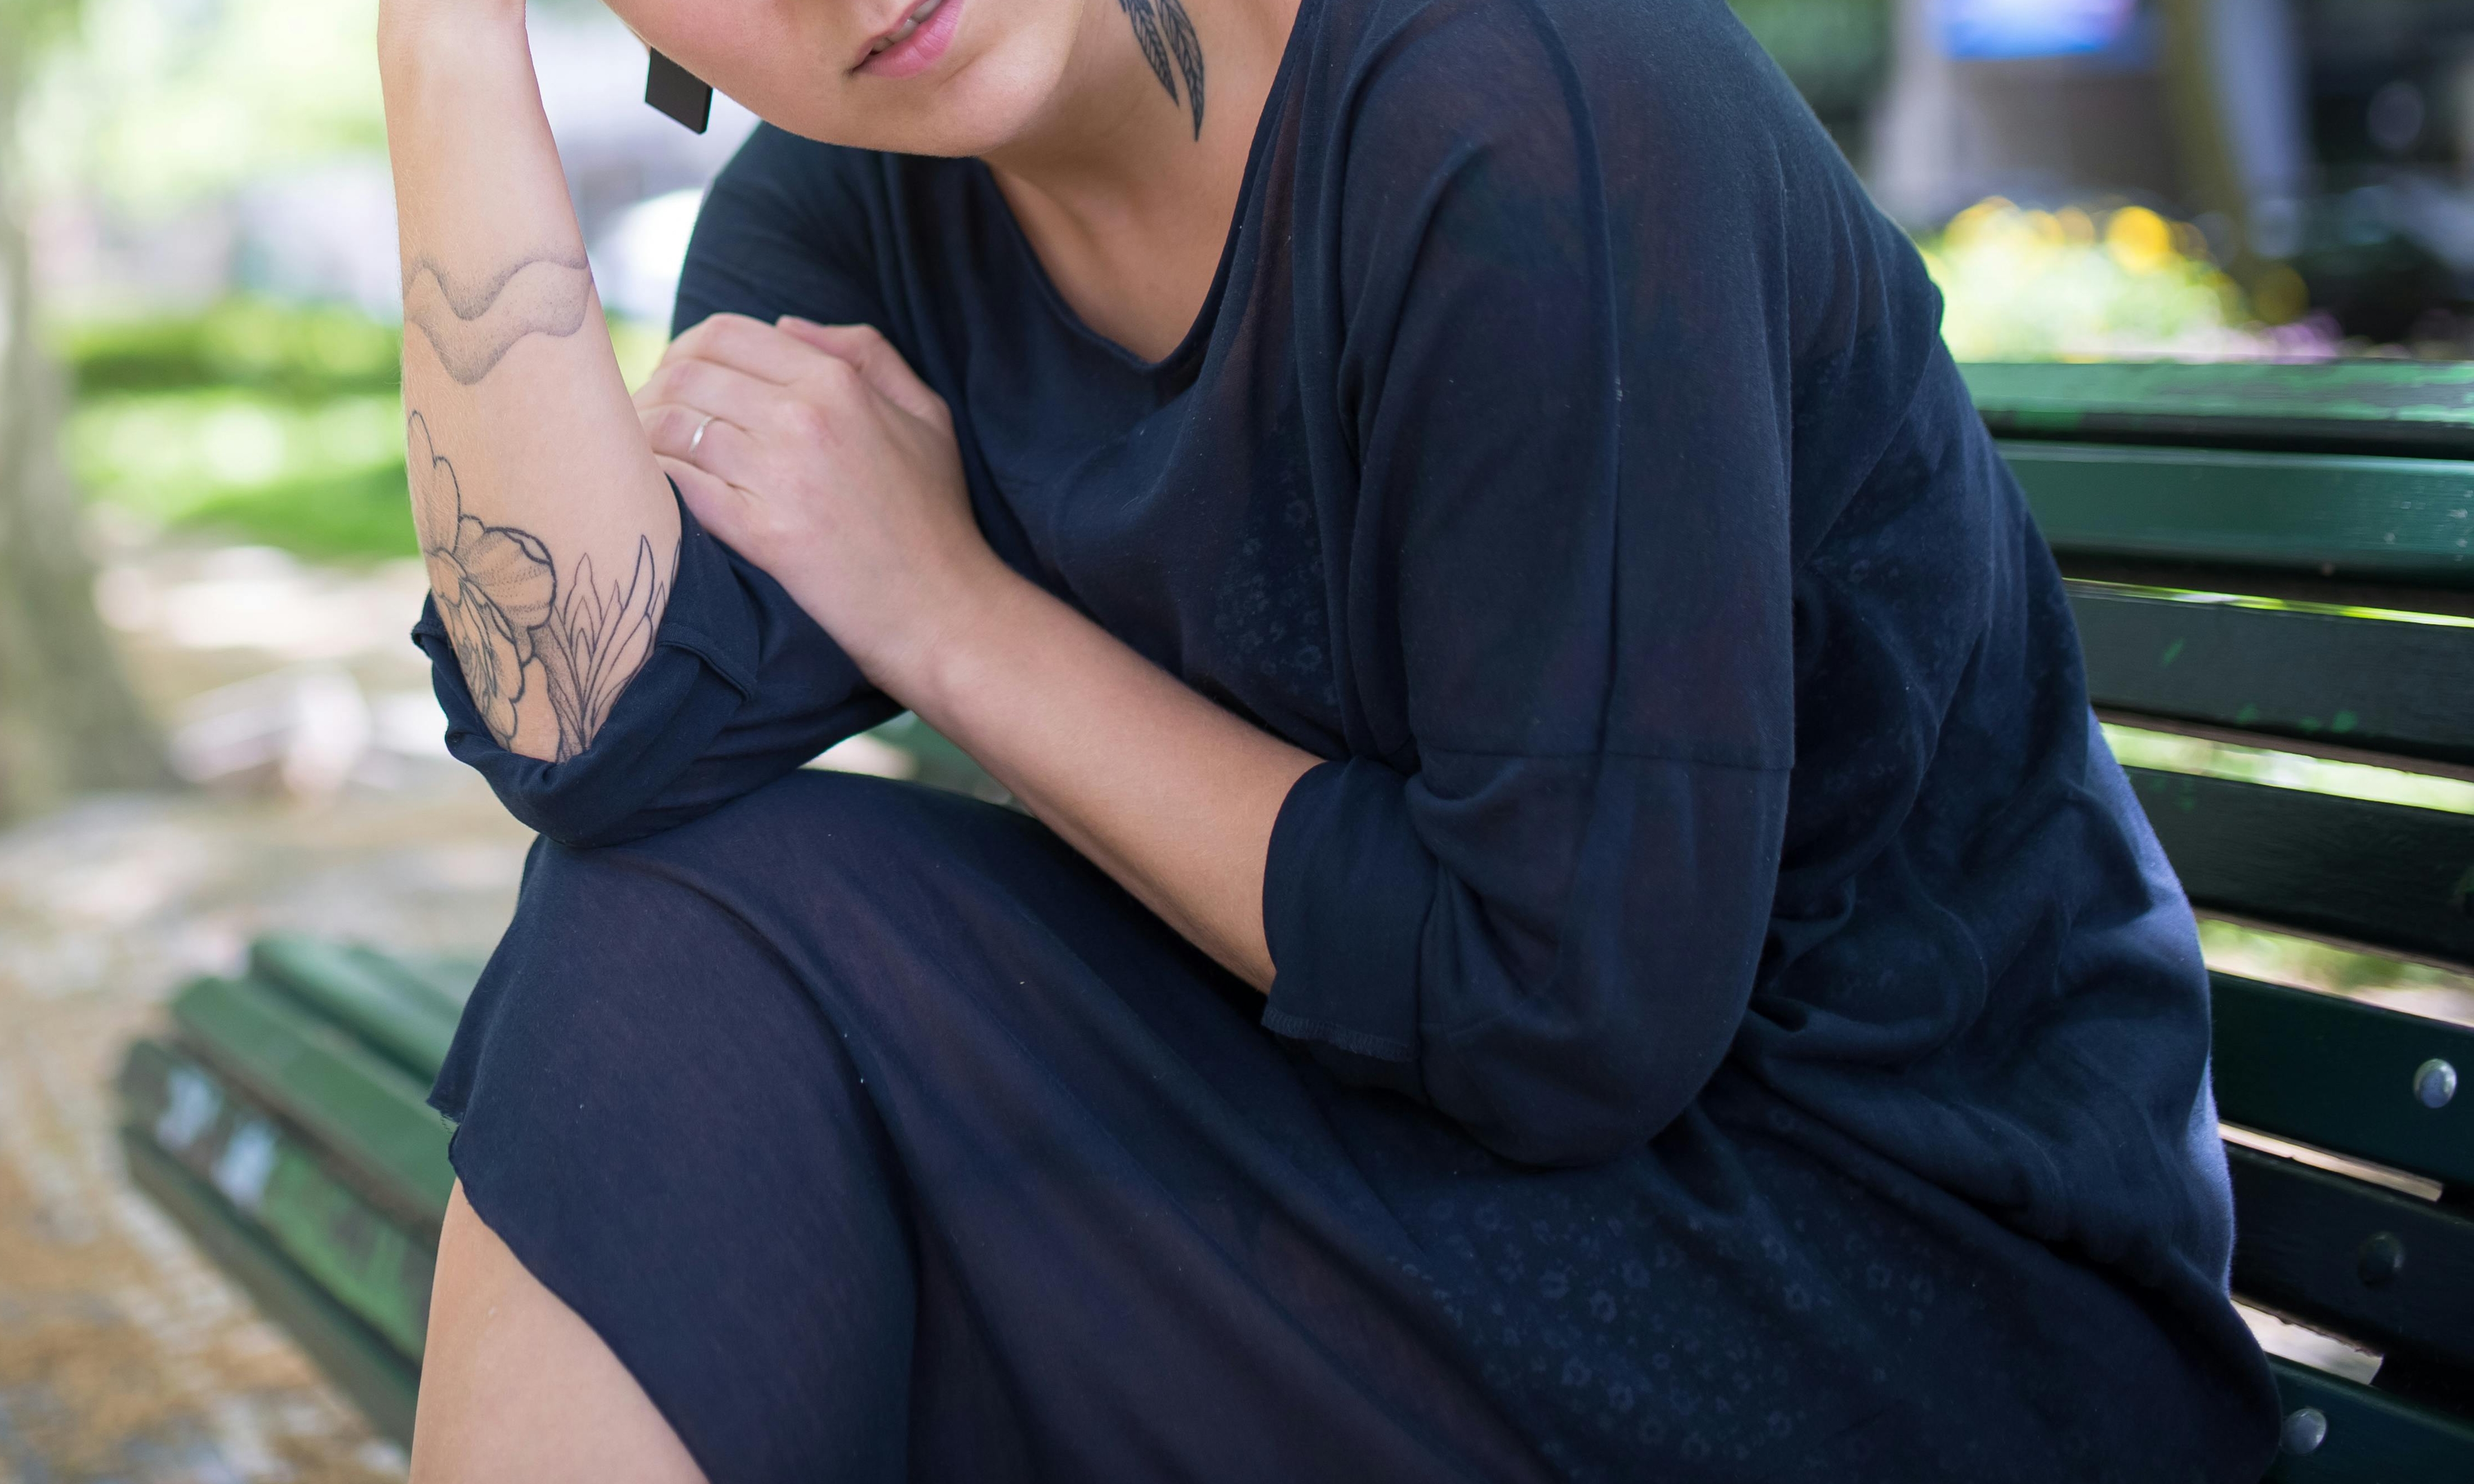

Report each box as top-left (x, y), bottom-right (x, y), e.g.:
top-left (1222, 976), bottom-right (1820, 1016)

top-left (117, 360), bottom-right (2474, 1476)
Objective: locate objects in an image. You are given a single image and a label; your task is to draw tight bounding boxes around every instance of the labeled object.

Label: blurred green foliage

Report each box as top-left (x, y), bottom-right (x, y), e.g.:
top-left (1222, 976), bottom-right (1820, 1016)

top-left (1726, 0), bottom-right (1890, 120)
top-left (60, 298), bottom-right (411, 557)
top-left (58, 298), bottom-right (672, 559)
top-left (62, 297), bottom-right (401, 397)
top-left (22, 0), bottom-right (384, 211)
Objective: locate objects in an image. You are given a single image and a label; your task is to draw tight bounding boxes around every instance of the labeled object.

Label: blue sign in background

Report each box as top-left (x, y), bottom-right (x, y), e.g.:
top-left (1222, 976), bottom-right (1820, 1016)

top-left (1940, 0), bottom-right (2137, 59)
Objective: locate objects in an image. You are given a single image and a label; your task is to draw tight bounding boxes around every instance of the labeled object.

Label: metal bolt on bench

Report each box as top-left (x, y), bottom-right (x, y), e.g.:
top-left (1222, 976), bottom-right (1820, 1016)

top-left (2417, 1058), bottom-right (2458, 1110)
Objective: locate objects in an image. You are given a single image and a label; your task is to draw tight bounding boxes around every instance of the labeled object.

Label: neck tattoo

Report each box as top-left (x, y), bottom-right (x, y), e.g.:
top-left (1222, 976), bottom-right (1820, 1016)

top-left (1117, 0), bottom-right (1205, 139)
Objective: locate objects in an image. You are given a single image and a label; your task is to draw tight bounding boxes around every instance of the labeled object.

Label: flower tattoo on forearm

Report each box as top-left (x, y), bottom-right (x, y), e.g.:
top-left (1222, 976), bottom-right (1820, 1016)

top-left (409, 411), bottom-right (666, 759)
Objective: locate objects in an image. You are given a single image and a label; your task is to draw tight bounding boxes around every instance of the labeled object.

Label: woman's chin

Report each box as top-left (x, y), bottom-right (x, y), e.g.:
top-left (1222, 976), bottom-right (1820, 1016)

top-left (762, 48), bottom-right (1071, 159)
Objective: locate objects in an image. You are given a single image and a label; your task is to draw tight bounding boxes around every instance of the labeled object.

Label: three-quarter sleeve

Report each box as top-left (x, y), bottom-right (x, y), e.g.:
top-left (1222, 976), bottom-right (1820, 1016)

top-left (413, 494), bottom-right (897, 848)
top-left (1259, 17), bottom-right (1802, 1166)
top-left (410, 127), bottom-right (906, 847)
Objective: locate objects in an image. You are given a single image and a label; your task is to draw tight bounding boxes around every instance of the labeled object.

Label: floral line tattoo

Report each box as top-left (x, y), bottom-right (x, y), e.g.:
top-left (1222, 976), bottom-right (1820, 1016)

top-left (409, 411), bottom-right (667, 759)
top-left (1118, 0), bottom-right (1205, 139)
top-left (402, 249), bottom-right (593, 385)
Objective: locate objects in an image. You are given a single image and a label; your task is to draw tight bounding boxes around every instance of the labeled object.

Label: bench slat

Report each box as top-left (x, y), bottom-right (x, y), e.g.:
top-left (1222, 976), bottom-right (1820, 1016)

top-left (2074, 587), bottom-right (2474, 768)
top-left (170, 974), bottom-right (454, 1225)
top-left (2003, 443), bottom-right (2474, 590)
top-left (375, 949), bottom-right (483, 1012)
top-left (119, 1039), bottom-right (437, 1356)
top-left (120, 1128), bottom-right (419, 1447)
top-left (1964, 361), bottom-right (2474, 458)
top-left (2212, 974), bottom-right (2474, 1190)
top-left (2127, 769), bottom-right (2474, 971)
top-left (250, 935), bottom-right (462, 1083)
top-left (2229, 1144), bottom-right (2474, 1374)
top-left (2264, 1357), bottom-right (2474, 1480)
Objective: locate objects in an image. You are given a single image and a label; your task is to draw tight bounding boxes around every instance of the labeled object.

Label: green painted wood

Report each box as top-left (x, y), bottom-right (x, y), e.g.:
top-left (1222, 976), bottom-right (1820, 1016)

top-left (2263, 1357), bottom-right (2474, 1481)
top-left (119, 1038), bottom-right (436, 1357)
top-left (251, 936), bottom-right (461, 1082)
top-left (120, 1128), bottom-right (420, 1447)
top-left (2071, 586), bottom-right (2474, 767)
top-left (370, 949), bottom-right (483, 1011)
top-left (340, 942), bottom-right (471, 1021)
top-left (2227, 1144), bottom-right (2474, 1373)
top-left (2126, 769), bottom-right (2474, 971)
top-left (2002, 443), bottom-right (2474, 589)
top-left (2212, 974), bottom-right (2474, 1189)
top-left (169, 973), bottom-right (454, 1224)
top-left (1963, 361), bottom-right (2474, 458)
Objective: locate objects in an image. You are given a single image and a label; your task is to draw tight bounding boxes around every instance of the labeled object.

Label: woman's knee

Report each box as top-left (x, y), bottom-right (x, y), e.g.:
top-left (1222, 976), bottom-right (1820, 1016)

top-left (435, 828), bottom-right (920, 1481)
top-left (621, 768), bottom-right (1009, 875)
top-left (451, 832), bottom-right (874, 1162)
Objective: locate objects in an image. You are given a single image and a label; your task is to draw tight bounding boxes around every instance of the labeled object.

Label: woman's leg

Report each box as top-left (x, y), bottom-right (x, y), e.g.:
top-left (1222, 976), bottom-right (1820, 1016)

top-left (420, 787), bottom-right (922, 1484)
top-left (420, 770), bottom-right (1549, 1482)
top-left (410, 1184), bottom-right (706, 1484)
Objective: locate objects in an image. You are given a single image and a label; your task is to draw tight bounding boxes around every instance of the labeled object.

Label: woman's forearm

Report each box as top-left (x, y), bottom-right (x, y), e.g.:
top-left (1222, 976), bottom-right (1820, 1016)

top-left (903, 569), bottom-right (1316, 991)
top-left (628, 315), bottom-right (1308, 988)
top-left (381, 2), bottom-right (679, 762)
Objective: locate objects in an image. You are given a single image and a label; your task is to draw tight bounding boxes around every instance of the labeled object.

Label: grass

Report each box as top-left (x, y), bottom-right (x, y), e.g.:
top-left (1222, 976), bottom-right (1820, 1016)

top-left (57, 298), bottom-right (672, 561)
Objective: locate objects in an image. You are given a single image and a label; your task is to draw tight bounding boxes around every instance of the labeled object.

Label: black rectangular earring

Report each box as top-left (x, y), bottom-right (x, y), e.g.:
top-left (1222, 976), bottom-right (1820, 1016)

top-left (646, 49), bottom-right (714, 133)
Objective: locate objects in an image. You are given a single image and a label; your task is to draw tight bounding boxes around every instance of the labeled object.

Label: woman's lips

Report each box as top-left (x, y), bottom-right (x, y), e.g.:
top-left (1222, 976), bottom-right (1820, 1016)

top-left (856, 0), bottom-right (962, 79)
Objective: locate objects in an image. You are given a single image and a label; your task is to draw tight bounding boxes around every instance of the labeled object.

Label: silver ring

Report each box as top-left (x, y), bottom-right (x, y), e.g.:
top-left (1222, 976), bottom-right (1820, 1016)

top-left (688, 412), bottom-right (717, 457)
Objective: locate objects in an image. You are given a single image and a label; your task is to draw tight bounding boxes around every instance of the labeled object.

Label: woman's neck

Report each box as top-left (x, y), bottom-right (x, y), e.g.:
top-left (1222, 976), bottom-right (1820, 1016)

top-left (980, 0), bottom-right (1302, 361)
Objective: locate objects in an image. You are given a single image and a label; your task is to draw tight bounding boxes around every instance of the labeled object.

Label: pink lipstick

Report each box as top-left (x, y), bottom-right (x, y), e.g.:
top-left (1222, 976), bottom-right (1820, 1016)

top-left (857, 0), bottom-right (962, 79)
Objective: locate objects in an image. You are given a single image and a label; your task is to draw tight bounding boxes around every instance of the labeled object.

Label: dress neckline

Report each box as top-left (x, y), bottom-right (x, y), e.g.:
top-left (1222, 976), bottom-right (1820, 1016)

top-left (970, 0), bottom-right (1319, 381)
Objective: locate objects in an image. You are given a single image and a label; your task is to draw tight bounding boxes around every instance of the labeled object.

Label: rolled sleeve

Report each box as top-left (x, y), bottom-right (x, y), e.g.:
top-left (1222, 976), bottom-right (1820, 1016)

top-left (413, 495), bottom-right (895, 848)
top-left (1255, 14), bottom-right (1798, 1166)
top-left (1260, 758), bottom-right (1430, 1095)
top-left (1262, 746), bottom-right (1789, 1168)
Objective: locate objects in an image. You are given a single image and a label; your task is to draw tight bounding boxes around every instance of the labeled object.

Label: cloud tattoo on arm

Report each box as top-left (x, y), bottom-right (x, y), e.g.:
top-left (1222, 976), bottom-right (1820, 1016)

top-left (401, 250), bottom-right (594, 386)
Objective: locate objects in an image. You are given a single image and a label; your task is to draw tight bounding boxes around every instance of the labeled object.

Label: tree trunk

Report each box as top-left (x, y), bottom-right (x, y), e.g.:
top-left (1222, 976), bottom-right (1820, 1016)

top-left (0, 44), bottom-right (168, 822)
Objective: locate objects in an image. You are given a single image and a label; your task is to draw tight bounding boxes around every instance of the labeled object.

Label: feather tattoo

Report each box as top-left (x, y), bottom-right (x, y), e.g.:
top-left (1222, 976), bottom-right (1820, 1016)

top-left (1117, 0), bottom-right (1205, 138)
top-left (1160, 0), bottom-right (1205, 139)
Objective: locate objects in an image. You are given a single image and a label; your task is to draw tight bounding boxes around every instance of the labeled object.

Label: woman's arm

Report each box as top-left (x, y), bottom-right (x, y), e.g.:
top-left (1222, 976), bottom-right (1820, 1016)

top-left (383, 0), bottom-right (679, 762)
top-left (909, 573), bottom-right (1317, 992)
top-left (637, 315), bottom-right (1313, 988)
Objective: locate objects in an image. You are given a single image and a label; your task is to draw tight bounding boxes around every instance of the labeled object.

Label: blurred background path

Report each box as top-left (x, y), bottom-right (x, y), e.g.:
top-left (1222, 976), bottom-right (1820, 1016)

top-left (0, 544), bottom-right (530, 1482)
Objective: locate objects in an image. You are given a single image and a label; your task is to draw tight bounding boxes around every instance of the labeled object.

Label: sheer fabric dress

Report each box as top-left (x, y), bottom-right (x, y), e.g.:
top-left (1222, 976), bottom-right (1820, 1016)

top-left (415, 0), bottom-right (2283, 1476)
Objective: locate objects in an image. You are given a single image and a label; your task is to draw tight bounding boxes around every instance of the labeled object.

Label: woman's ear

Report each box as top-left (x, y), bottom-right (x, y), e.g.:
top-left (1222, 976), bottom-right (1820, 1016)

top-left (646, 50), bottom-right (713, 133)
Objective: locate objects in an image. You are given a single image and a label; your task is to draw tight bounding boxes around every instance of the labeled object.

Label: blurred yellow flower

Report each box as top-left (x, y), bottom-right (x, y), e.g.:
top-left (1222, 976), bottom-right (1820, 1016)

top-left (1919, 198), bottom-right (2259, 361)
top-left (2104, 207), bottom-right (2173, 275)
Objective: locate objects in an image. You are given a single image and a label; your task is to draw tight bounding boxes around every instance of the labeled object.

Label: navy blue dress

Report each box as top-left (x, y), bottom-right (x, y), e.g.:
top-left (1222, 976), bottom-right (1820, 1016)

top-left (416, 0), bottom-right (2282, 1476)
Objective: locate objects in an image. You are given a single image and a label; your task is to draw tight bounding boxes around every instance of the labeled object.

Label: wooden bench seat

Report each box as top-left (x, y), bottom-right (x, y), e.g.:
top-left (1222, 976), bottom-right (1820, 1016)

top-left (113, 361), bottom-right (2474, 1477)
top-left (1970, 360), bottom-right (2474, 1478)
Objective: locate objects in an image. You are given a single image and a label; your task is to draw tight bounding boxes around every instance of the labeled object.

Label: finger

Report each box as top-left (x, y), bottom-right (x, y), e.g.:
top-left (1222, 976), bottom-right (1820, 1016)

top-left (665, 311), bottom-right (839, 387)
top-left (655, 455), bottom-right (751, 544)
top-left (641, 402), bottom-right (759, 486)
top-left (774, 318), bottom-right (948, 427)
top-left (636, 357), bottom-right (788, 442)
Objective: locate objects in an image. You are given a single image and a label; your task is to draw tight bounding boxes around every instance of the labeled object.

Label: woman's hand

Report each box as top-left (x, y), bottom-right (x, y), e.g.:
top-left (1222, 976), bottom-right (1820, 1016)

top-left (644, 322), bottom-right (1311, 993)
top-left (635, 314), bottom-right (1011, 695)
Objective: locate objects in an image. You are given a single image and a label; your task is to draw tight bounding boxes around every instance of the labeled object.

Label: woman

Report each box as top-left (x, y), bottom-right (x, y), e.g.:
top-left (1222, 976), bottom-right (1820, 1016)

top-left (384, 0), bottom-right (2281, 1477)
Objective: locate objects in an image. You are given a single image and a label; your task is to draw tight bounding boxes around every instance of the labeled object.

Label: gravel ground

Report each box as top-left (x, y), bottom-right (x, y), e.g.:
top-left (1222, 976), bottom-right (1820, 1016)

top-left (0, 539), bottom-right (531, 1483)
